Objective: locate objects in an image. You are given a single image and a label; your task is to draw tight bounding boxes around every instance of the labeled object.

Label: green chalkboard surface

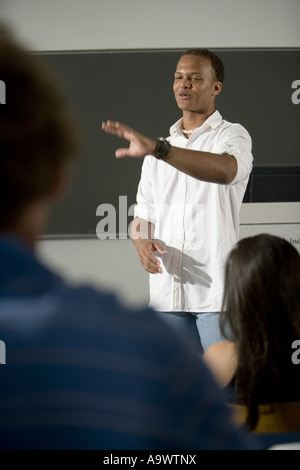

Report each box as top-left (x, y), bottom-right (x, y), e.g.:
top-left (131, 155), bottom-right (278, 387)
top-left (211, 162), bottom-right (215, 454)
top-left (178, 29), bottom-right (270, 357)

top-left (37, 48), bottom-right (300, 237)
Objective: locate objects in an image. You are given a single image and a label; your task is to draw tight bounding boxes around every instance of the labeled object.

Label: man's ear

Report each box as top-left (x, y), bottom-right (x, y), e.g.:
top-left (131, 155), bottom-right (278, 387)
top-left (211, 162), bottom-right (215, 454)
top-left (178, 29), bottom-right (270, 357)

top-left (213, 81), bottom-right (222, 96)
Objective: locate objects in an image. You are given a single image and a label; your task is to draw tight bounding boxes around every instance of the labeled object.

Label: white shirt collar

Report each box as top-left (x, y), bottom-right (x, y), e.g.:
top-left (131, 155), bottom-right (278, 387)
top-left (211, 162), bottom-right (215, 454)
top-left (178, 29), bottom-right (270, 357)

top-left (170, 110), bottom-right (223, 136)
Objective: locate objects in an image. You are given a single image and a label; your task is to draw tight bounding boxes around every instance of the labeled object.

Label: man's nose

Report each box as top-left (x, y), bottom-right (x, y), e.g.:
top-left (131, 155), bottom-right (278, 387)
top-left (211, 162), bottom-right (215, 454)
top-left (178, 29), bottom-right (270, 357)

top-left (180, 79), bottom-right (192, 88)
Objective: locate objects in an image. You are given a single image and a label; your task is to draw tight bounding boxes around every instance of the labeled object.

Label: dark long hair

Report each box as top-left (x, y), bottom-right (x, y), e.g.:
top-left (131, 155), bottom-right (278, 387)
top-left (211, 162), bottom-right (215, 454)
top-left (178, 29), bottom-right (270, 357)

top-left (220, 234), bottom-right (300, 429)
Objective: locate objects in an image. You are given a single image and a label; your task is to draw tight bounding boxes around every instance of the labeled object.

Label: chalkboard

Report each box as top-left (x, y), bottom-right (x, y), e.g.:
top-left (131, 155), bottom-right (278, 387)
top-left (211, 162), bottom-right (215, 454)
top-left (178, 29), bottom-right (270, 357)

top-left (37, 48), bottom-right (300, 238)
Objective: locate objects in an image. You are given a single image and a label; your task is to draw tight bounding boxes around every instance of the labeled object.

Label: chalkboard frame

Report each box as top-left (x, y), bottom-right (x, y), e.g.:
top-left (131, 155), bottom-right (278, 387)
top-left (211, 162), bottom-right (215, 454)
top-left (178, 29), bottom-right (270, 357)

top-left (36, 48), bottom-right (300, 238)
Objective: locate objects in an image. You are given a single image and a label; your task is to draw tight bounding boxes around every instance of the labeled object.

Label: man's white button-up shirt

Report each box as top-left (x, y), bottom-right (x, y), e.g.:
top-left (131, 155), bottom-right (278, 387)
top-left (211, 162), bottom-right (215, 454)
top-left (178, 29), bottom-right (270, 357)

top-left (134, 110), bottom-right (253, 313)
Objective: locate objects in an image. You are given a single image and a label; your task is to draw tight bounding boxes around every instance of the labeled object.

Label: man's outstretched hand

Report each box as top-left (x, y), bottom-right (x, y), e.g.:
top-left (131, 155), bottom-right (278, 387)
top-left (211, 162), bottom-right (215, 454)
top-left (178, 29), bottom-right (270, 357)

top-left (102, 121), bottom-right (156, 159)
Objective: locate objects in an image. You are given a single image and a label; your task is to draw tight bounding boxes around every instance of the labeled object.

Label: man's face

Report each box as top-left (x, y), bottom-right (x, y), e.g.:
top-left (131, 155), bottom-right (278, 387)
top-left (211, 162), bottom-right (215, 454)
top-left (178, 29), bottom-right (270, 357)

top-left (173, 55), bottom-right (221, 115)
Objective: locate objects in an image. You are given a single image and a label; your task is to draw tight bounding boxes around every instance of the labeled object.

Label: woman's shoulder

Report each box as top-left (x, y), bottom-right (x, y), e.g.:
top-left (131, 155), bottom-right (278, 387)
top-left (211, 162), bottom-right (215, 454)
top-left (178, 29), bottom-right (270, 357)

top-left (204, 340), bottom-right (236, 362)
top-left (203, 341), bottom-right (238, 388)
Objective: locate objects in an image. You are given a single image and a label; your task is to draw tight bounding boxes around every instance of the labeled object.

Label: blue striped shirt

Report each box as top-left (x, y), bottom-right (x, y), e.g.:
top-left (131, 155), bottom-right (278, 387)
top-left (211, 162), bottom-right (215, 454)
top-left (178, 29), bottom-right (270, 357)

top-left (0, 236), bottom-right (260, 450)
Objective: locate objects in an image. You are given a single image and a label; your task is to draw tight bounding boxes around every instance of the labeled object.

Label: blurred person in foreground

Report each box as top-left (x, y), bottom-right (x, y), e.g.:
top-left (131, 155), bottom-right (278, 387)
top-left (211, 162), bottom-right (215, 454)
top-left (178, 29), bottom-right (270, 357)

top-left (0, 24), bottom-right (261, 450)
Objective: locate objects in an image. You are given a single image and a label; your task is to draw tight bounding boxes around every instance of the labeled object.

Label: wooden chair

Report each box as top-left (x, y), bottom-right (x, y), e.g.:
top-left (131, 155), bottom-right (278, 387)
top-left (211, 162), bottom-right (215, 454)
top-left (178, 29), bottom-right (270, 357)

top-left (229, 402), bottom-right (300, 434)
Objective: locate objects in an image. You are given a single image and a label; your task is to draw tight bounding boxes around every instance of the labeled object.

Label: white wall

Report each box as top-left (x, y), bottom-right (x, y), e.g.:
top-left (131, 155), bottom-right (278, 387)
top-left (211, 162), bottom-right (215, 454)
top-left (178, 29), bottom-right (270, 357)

top-left (1, 0), bottom-right (300, 307)
top-left (1, 0), bottom-right (300, 50)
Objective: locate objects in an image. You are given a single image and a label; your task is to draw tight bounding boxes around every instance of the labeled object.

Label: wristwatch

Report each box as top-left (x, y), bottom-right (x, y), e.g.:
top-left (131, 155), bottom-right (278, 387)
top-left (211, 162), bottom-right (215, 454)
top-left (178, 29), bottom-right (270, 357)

top-left (154, 137), bottom-right (171, 160)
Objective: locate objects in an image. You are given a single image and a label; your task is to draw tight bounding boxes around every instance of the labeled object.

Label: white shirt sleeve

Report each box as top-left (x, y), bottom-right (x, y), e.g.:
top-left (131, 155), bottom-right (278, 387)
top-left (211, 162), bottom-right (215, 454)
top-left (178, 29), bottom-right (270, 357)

top-left (134, 155), bottom-right (156, 224)
top-left (214, 124), bottom-right (253, 185)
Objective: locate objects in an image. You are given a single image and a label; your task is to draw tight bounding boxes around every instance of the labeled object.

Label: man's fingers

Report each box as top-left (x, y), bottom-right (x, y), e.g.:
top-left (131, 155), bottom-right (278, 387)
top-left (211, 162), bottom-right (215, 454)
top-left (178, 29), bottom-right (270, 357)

top-left (115, 148), bottom-right (130, 159)
top-left (152, 242), bottom-right (168, 255)
top-left (102, 120), bottom-right (132, 139)
top-left (137, 244), bottom-right (160, 274)
top-left (142, 251), bottom-right (160, 271)
top-left (141, 243), bottom-right (167, 274)
top-left (142, 258), bottom-right (162, 274)
top-left (101, 120), bottom-right (116, 132)
top-left (102, 121), bottom-right (155, 159)
top-left (101, 121), bottom-right (120, 136)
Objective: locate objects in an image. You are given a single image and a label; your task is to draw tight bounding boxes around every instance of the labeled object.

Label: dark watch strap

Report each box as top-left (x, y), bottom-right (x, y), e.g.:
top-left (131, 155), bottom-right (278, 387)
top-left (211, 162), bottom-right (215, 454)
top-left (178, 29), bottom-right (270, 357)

top-left (154, 137), bottom-right (171, 160)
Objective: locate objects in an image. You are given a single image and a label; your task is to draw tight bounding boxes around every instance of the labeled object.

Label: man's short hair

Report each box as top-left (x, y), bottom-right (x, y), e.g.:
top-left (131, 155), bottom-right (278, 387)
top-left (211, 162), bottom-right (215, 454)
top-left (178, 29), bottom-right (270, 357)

top-left (0, 24), bottom-right (81, 228)
top-left (180, 48), bottom-right (225, 84)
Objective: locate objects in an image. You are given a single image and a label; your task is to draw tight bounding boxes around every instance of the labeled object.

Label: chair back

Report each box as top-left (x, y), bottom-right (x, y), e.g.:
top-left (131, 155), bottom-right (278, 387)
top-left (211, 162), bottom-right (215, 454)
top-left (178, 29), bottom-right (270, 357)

top-left (230, 402), bottom-right (300, 434)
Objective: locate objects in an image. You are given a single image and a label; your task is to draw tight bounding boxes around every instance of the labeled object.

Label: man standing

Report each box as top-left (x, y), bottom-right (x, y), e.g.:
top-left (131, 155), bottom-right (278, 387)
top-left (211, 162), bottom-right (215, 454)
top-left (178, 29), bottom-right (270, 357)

top-left (102, 49), bottom-right (253, 354)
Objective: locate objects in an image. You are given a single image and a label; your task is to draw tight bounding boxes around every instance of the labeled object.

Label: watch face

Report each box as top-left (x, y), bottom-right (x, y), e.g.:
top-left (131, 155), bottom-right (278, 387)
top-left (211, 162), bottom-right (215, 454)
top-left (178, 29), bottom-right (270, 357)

top-left (155, 137), bottom-right (171, 160)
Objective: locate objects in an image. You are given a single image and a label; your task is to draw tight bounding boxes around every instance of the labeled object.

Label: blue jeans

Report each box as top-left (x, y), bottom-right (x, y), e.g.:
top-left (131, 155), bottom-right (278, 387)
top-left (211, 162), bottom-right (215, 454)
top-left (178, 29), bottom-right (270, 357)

top-left (155, 311), bottom-right (225, 356)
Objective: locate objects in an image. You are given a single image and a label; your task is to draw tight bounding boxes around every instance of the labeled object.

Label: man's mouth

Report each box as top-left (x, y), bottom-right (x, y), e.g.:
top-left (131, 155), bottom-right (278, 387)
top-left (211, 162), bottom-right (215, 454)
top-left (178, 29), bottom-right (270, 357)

top-left (179, 93), bottom-right (191, 99)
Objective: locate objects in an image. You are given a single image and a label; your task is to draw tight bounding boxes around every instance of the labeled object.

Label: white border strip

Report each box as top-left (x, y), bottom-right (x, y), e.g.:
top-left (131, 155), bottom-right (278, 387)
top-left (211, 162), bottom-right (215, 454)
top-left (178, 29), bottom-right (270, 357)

top-left (240, 202), bottom-right (300, 225)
